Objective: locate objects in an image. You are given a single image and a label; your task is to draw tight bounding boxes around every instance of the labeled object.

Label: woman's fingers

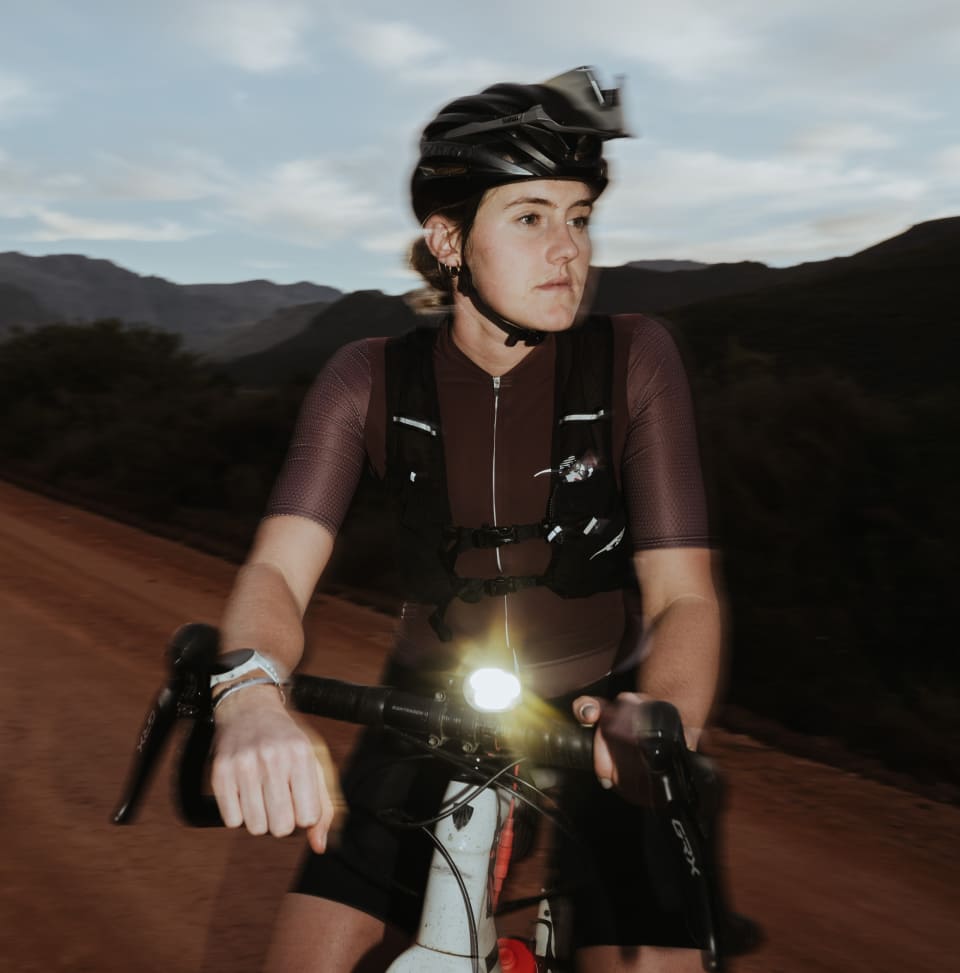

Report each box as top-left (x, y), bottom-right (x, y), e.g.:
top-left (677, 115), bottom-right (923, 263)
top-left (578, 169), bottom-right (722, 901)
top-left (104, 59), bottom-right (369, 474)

top-left (288, 745), bottom-right (323, 830)
top-left (235, 757), bottom-right (271, 835)
top-left (572, 691), bottom-right (658, 792)
top-left (211, 697), bottom-right (337, 849)
top-left (295, 745), bottom-right (339, 854)
top-left (572, 694), bottom-right (613, 787)
top-left (309, 733), bottom-right (346, 838)
top-left (210, 765), bottom-right (245, 829)
top-left (592, 734), bottom-right (615, 790)
top-left (260, 746), bottom-right (298, 837)
top-left (573, 694), bottom-right (602, 726)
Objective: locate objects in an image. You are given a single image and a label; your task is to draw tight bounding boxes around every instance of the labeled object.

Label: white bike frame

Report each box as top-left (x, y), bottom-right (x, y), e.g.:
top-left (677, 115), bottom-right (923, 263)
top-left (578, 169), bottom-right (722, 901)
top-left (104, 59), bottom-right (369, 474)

top-left (386, 778), bottom-right (554, 973)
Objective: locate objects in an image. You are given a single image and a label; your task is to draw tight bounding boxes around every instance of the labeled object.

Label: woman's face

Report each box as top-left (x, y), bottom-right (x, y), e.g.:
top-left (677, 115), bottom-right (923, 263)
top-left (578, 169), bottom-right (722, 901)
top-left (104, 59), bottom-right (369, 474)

top-left (460, 179), bottom-right (594, 334)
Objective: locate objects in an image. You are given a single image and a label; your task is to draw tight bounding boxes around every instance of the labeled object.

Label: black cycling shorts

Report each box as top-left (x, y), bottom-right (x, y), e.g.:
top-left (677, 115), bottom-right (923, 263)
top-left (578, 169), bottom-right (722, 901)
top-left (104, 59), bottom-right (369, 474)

top-left (293, 664), bottom-right (711, 951)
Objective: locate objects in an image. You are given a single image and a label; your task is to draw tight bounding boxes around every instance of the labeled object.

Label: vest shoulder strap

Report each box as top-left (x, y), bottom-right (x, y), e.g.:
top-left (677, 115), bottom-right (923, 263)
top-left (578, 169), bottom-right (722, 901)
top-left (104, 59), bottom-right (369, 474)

top-left (383, 324), bottom-right (451, 520)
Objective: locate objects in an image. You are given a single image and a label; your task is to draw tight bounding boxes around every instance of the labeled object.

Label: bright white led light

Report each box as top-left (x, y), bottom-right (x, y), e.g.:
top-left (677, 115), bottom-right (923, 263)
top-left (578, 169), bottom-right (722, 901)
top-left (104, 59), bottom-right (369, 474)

top-left (463, 667), bottom-right (522, 713)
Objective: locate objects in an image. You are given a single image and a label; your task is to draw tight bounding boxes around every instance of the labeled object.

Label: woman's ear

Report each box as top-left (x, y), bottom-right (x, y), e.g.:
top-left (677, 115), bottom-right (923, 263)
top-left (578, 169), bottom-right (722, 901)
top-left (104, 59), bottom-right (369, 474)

top-left (422, 215), bottom-right (462, 268)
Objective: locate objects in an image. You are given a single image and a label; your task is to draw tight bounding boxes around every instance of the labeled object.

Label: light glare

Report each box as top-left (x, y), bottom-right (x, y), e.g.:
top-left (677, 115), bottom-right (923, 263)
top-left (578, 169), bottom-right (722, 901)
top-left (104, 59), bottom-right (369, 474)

top-left (464, 668), bottom-right (522, 713)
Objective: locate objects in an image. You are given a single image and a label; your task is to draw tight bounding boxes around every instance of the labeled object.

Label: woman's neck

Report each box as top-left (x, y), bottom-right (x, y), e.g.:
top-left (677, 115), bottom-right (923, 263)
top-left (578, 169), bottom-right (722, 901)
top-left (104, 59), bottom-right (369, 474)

top-left (448, 300), bottom-right (539, 377)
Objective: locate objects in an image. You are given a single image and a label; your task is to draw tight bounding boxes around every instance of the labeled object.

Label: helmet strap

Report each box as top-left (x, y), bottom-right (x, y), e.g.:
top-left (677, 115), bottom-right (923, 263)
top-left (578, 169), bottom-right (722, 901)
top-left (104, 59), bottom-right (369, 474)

top-left (457, 263), bottom-right (546, 348)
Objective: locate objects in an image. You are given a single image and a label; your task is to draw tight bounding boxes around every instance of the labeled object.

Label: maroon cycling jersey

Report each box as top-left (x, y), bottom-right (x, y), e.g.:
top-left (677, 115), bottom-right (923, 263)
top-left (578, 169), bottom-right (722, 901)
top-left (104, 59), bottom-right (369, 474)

top-left (266, 314), bottom-right (710, 697)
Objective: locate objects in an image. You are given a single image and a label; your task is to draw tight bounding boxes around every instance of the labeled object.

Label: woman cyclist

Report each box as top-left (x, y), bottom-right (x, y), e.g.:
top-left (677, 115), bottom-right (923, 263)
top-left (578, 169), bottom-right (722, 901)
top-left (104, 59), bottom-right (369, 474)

top-left (210, 66), bottom-right (724, 973)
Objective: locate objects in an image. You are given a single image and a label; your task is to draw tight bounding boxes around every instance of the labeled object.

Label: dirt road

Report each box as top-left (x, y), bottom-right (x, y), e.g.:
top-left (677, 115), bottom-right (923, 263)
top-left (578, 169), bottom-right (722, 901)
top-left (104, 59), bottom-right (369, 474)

top-left (1, 480), bottom-right (956, 972)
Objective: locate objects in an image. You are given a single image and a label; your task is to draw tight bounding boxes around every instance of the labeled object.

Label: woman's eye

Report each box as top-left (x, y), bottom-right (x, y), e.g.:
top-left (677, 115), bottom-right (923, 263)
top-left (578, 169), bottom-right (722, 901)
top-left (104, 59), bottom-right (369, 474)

top-left (518, 213), bottom-right (540, 226)
top-left (569, 215), bottom-right (591, 229)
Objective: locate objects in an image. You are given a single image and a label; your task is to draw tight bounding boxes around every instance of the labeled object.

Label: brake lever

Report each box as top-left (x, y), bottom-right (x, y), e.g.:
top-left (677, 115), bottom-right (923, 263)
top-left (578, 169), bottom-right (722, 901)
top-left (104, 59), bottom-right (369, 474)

top-left (598, 698), bottom-right (686, 808)
top-left (111, 683), bottom-right (180, 824)
top-left (598, 698), bottom-right (725, 971)
top-left (112, 623), bottom-right (221, 825)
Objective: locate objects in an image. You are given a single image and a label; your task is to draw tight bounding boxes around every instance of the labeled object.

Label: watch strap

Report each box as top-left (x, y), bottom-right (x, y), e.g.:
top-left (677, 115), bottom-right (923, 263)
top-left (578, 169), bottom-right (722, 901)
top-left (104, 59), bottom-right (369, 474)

top-left (210, 649), bottom-right (285, 689)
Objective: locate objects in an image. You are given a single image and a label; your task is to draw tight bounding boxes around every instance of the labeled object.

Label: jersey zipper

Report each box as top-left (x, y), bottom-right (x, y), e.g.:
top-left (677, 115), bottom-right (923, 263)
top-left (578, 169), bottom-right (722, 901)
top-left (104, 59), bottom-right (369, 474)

top-left (491, 376), bottom-right (519, 671)
top-left (491, 376), bottom-right (501, 544)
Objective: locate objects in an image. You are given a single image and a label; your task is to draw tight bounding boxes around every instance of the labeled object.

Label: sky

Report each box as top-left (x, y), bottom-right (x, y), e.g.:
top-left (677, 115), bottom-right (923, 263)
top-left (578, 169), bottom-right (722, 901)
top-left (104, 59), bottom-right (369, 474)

top-left (1, 0), bottom-right (958, 294)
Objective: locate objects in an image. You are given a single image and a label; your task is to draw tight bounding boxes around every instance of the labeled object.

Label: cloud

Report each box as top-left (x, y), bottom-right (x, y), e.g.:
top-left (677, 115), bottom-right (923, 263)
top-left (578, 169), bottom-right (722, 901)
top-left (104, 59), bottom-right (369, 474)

top-left (0, 146), bottom-right (227, 213)
top-left (241, 257), bottom-right (293, 272)
top-left (787, 0), bottom-right (960, 68)
top-left (787, 124), bottom-right (898, 157)
top-left (186, 0), bottom-right (314, 72)
top-left (25, 208), bottom-right (206, 243)
top-left (612, 145), bottom-right (926, 217)
top-left (592, 0), bottom-right (960, 85)
top-left (350, 20), bottom-right (445, 70)
top-left (707, 209), bottom-right (951, 263)
top-left (0, 150), bottom-right (85, 208)
top-left (0, 139), bottom-right (401, 251)
top-left (334, 4), bottom-right (953, 135)
top-left (378, 263), bottom-right (422, 285)
top-left (590, 136), bottom-right (946, 268)
top-left (932, 145), bottom-right (960, 182)
top-left (361, 228), bottom-right (416, 255)
top-left (592, 208), bottom-right (937, 268)
top-left (522, 0), bottom-right (953, 125)
top-left (342, 18), bottom-right (516, 89)
top-left (223, 157), bottom-right (386, 243)
top-left (580, 1), bottom-right (760, 82)
top-left (0, 72), bottom-right (47, 121)
top-left (722, 76), bottom-right (942, 123)
top-left (92, 149), bottom-right (230, 201)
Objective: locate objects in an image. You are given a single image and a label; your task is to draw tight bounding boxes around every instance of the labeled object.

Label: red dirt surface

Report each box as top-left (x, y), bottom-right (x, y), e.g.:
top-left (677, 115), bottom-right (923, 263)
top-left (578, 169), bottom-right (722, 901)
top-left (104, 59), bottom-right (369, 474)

top-left (1, 480), bottom-right (957, 972)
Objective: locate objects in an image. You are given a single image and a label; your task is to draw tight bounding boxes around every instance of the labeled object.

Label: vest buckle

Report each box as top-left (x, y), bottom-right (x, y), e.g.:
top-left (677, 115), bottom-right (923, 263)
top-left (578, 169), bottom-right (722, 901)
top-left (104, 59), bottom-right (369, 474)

top-left (481, 575), bottom-right (540, 596)
top-left (482, 575), bottom-right (517, 596)
top-left (471, 524), bottom-right (518, 548)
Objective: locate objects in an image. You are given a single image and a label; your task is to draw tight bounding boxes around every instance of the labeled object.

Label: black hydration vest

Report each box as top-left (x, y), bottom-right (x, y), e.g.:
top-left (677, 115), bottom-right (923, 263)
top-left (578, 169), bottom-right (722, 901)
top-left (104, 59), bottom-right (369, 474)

top-left (383, 315), bottom-right (634, 641)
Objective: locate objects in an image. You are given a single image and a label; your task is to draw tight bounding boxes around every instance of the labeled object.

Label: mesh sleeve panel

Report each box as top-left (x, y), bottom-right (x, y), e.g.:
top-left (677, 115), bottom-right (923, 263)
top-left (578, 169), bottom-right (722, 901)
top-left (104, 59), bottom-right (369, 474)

top-left (263, 340), bottom-right (372, 536)
top-left (621, 319), bottom-right (711, 549)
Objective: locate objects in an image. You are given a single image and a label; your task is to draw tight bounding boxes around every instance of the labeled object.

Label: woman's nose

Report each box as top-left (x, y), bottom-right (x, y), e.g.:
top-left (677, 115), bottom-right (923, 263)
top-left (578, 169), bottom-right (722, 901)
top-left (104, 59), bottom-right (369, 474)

top-left (546, 222), bottom-right (579, 263)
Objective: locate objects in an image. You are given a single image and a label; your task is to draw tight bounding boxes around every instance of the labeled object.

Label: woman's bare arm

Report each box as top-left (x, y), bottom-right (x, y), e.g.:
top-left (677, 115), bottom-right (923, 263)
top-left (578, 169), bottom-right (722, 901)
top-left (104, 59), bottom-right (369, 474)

top-left (211, 515), bottom-right (338, 853)
top-left (576, 546), bottom-right (725, 787)
top-left (631, 545), bottom-right (725, 749)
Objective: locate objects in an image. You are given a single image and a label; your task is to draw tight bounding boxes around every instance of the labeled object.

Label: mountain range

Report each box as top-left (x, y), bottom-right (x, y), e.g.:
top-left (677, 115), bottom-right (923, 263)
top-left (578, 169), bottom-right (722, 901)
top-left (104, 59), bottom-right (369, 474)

top-left (1, 216), bottom-right (958, 389)
top-left (0, 251), bottom-right (341, 352)
top-left (219, 215), bottom-right (960, 390)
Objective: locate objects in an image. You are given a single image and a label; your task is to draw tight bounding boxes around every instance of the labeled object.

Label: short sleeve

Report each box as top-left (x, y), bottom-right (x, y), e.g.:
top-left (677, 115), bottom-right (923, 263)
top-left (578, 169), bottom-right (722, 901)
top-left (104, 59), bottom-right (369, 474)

top-left (264, 340), bottom-right (373, 535)
top-left (619, 318), bottom-right (711, 549)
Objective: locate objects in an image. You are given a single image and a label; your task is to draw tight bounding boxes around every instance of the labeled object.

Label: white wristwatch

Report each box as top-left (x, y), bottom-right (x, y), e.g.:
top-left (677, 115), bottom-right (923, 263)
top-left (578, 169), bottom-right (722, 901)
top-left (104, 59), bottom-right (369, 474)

top-left (210, 649), bottom-right (285, 689)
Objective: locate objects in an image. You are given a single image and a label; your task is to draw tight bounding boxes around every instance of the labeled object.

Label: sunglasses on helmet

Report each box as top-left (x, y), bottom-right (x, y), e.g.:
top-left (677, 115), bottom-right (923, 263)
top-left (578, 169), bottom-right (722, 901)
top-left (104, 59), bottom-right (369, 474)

top-left (443, 66), bottom-right (628, 142)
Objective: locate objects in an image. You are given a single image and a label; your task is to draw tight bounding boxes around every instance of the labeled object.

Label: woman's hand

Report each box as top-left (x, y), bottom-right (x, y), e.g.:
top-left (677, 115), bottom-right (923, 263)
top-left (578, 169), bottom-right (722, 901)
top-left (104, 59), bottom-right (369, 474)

top-left (573, 690), bottom-right (700, 804)
top-left (210, 684), bottom-right (340, 853)
top-left (574, 691), bottom-right (652, 793)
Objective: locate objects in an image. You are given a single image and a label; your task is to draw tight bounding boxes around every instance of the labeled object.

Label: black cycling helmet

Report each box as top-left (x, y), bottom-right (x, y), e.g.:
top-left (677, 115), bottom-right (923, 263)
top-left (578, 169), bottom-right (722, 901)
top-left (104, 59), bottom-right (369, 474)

top-left (412, 65), bottom-right (629, 224)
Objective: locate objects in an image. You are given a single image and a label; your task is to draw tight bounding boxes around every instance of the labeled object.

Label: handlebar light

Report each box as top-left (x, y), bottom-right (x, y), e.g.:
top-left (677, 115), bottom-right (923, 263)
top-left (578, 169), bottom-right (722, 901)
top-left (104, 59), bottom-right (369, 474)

top-left (463, 667), bottom-right (522, 713)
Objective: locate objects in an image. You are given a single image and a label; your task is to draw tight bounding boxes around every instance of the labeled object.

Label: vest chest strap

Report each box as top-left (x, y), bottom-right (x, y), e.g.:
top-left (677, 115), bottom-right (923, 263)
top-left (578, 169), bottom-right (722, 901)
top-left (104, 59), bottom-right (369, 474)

top-left (444, 522), bottom-right (546, 552)
top-left (458, 574), bottom-right (543, 601)
top-left (428, 574), bottom-right (545, 640)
